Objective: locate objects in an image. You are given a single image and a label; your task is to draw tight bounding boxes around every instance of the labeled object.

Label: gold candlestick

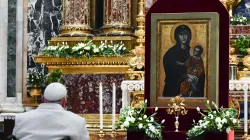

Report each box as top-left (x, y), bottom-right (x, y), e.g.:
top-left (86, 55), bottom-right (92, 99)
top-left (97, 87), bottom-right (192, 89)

top-left (134, 0), bottom-right (145, 54)
top-left (97, 129), bottom-right (105, 140)
top-left (166, 96), bottom-right (188, 132)
top-left (242, 132), bottom-right (248, 140)
top-left (129, 0), bottom-right (145, 70)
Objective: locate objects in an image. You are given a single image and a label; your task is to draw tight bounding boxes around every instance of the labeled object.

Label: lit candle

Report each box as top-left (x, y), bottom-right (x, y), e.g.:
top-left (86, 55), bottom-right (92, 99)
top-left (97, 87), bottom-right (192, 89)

top-left (243, 83), bottom-right (248, 134)
top-left (112, 83), bottom-right (116, 130)
top-left (99, 83), bottom-right (103, 129)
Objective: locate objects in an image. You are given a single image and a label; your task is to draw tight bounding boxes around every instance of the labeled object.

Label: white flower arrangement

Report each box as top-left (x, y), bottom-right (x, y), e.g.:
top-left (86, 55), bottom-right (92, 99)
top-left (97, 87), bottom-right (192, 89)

top-left (116, 100), bottom-right (164, 139)
top-left (187, 101), bottom-right (240, 140)
top-left (42, 40), bottom-right (130, 58)
top-left (27, 71), bottom-right (45, 87)
top-left (230, 15), bottom-right (250, 25)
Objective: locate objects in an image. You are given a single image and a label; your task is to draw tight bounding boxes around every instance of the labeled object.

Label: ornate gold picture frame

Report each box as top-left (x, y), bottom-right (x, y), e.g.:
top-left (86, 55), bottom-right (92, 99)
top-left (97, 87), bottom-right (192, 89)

top-left (150, 12), bottom-right (219, 108)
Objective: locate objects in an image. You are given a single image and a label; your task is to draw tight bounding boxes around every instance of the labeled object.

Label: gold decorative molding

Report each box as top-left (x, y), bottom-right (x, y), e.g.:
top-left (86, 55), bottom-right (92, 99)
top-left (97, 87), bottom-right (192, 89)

top-left (134, 0), bottom-right (145, 53)
top-left (126, 70), bottom-right (144, 80)
top-left (229, 91), bottom-right (250, 101)
top-left (130, 91), bottom-right (144, 108)
top-left (129, 0), bottom-right (146, 70)
top-left (238, 70), bottom-right (250, 80)
top-left (89, 129), bottom-right (126, 140)
top-left (34, 56), bottom-right (134, 74)
top-left (229, 55), bottom-right (238, 65)
top-left (51, 37), bottom-right (92, 42)
top-left (128, 55), bottom-right (145, 70)
top-left (101, 26), bottom-right (134, 35)
top-left (60, 25), bottom-right (93, 36)
top-left (79, 114), bottom-right (119, 129)
top-left (242, 55), bottom-right (250, 70)
top-left (229, 46), bottom-right (239, 65)
top-left (229, 97), bottom-right (240, 119)
top-left (34, 56), bottom-right (131, 65)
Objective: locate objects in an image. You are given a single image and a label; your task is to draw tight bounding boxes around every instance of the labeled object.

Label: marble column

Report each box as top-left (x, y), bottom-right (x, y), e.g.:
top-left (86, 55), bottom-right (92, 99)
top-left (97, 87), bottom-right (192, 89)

top-left (0, 0), bottom-right (24, 113)
top-left (60, 0), bottom-right (93, 37)
top-left (16, 0), bottom-right (24, 95)
top-left (7, 0), bottom-right (17, 97)
top-left (0, 0), bottom-right (8, 103)
top-left (100, 0), bottom-right (134, 36)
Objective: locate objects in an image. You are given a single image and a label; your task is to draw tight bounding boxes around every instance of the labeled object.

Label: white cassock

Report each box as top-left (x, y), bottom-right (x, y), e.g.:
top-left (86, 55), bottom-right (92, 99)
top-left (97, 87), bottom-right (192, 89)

top-left (13, 103), bottom-right (90, 140)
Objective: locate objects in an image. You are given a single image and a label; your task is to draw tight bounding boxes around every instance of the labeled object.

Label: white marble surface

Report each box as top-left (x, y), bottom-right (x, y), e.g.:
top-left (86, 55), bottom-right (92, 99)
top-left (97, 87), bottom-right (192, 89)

top-left (0, 1), bottom-right (25, 113)
top-left (121, 80), bottom-right (144, 108)
top-left (16, 0), bottom-right (24, 94)
top-left (0, 0), bottom-right (8, 103)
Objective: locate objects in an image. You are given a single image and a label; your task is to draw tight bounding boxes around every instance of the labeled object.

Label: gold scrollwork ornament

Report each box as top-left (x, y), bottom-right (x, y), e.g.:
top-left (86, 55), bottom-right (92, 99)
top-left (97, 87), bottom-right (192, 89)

top-left (167, 96), bottom-right (188, 132)
top-left (242, 55), bottom-right (250, 70)
top-left (128, 55), bottom-right (145, 70)
top-left (229, 97), bottom-right (240, 119)
top-left (130, 91), bottom-right (144, 108)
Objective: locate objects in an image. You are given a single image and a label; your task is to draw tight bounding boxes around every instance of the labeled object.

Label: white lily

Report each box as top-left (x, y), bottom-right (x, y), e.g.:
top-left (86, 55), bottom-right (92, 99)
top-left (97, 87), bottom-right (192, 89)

top-left (161, 119), bottom-right (165, 124)
top-left (196, 107), bottom-right (200, 112)
top-left (155, 107), bottom-right (158, 111)
top-left (138, 123), bottom-right (143, 129)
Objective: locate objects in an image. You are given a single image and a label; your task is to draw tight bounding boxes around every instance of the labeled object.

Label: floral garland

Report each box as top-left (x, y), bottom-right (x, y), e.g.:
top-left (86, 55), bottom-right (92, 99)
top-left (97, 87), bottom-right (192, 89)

top-left (230, 15), bottom-right (250, 25)
top-left (41, 40), bottom-right (130, 59)
top-left (116, 100), bottom-right (165, 139)
top-left (187, 100), bottom-right (240, 140)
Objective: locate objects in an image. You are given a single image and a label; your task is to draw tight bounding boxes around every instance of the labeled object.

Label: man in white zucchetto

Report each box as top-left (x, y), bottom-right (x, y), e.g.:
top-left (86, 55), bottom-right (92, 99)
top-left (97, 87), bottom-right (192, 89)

top-left (13, 82), bottom-right (90, 140)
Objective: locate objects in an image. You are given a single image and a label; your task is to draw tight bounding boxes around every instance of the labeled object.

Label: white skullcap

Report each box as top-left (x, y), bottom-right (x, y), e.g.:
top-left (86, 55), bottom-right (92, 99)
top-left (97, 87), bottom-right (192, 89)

top-left (44, 82), bottom-right (67, 101)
